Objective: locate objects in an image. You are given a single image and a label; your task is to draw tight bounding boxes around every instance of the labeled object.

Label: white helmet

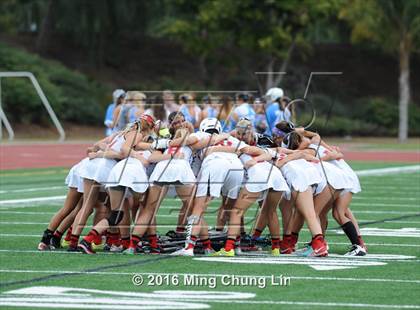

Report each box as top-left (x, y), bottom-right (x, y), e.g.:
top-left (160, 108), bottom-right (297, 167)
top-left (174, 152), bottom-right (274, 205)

top-left (265, 87), bottom-right (284, 103)
top-left (200, 117), bottom-right (222, 134)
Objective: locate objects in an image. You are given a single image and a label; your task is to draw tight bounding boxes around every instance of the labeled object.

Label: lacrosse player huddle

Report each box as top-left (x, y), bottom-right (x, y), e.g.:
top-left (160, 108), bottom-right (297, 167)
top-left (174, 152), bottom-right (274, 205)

top-left (38, 93), bottom-right (367, 258)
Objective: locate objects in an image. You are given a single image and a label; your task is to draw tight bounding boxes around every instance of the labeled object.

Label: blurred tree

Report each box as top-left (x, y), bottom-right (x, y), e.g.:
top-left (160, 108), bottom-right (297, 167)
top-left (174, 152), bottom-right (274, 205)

top-left (340, 0), bottom-right (420, 141)
top-left (157, 0), bottom-right (340, 91)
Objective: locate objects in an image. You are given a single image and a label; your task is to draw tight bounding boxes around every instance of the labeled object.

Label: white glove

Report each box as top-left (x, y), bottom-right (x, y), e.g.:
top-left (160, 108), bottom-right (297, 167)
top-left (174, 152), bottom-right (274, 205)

top-left (151, 138), bottom-right (170, 150)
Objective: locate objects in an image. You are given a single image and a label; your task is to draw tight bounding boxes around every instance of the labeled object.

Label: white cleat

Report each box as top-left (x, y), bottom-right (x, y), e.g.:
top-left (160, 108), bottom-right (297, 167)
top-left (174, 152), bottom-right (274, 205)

top-left (171, 247), bottom-right (194, 256)
top-left (344, 244), bottom-right (367, 256)
top-left (37, 242), bottom-right (49, 251)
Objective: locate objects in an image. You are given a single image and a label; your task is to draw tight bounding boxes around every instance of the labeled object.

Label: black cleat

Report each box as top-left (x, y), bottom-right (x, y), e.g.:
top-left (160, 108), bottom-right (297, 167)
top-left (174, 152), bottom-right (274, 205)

top-left (78, 239), bottom-right (96, 255)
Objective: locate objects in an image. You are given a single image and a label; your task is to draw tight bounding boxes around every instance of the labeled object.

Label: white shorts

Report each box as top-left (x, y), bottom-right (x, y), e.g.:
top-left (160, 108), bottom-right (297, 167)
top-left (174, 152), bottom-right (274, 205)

top-left (281, 159), bottom-right (323, 200)
top-left (78, 157), bottom-right (117, 184)
top-left (106, 157), bottom-right (149, 194)
top-left (196, 157), bottom-right (244, 199)
top-left (149, 159), bottom-right (196, 185)
top-left (65, 158), bottom-right (88, 193)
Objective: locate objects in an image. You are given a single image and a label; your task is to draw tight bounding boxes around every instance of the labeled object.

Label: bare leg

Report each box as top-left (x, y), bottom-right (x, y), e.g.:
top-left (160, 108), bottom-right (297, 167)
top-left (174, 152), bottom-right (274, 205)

top-left (175, 185), bottom-right (196, 230)
top-left (72, 179), bottom-right (100, 236)
top-left (47, 188), bottom-right (82, 231)
top-left (131, 185), bottom-right (168, 237)
top-left (293, 189), bottom-right (323, 237)
top-left (56, 198), bottom-right (83, 234)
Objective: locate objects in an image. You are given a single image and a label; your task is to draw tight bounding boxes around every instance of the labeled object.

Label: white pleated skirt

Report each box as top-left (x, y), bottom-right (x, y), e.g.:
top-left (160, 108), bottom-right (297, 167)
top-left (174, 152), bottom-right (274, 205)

top-left (78, 157), bottom-right (118, 184)
top-left (280, 159), bottom-right (323, 198)
top-left (334, 160), bottom-right (361, 194)
top-left (106, 157), bottom-right (149, 194)
top-left (149, 159), bottom-right (196, 185)
top-left (313, 161), bottom-right (353, 194)
top-left (245, 162), bottom-right (289, 194)
top-left (65, 158), bottom-right (88, 193)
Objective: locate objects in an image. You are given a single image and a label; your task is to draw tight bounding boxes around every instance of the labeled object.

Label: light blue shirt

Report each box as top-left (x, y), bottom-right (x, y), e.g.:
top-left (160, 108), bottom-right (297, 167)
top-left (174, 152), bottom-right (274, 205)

top-left (104, 103), bottom-right (115, 136)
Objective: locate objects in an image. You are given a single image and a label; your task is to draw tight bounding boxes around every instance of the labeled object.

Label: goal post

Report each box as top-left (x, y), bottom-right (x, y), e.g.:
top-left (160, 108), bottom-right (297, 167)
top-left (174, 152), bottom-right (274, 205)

top-left (0, 71), bottom-right (66, 142)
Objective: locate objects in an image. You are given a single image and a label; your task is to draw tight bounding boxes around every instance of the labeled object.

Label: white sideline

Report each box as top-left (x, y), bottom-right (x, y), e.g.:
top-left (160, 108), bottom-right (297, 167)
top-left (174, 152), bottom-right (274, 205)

top-left (0, 165), bottom-right (419, 206)
top-left (0, 269), bottom-right (419, 285)
top-left (356, 165), bottom-right (420, 176)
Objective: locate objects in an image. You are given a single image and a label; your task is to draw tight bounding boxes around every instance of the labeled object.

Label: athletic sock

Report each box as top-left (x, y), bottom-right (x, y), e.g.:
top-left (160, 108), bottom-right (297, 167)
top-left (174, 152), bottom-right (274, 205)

top-left (235, 236), bottom-right (241, 248)
top-left (64, 226), bottom-right (73, 241)
top-left (84, 229), bottom-right (100, 243)
top-left (148, 234), bottom-right (158, 249)
top-left (106, 232), bottom-right (120, 246)
top-left (312, 234), bottom-right (324, 242)
top-left (53, 230), bottom-right (63, 239)
top-left (121, 237), bottom-right (130, 249)
top-left (186, 235), bottom-right (197, 250)
top-left (41, 229), bottom-right (54, 244)
top-left (252, 229), bottom-right (263, 239)
top-left (341, 221), bottom-right (359, 245)
top-left (271, 238), bottom-right (280, 249)
top-left (291, 232), bottom-right (299, 245)
top-left (201, 238), bottom-right (212, 250)
top-left (225, 238), bottom-right (236, 251)
top-left (129, 235), bottom-right (142, 249)
top-left (69, 234), bottom-right (79, 248)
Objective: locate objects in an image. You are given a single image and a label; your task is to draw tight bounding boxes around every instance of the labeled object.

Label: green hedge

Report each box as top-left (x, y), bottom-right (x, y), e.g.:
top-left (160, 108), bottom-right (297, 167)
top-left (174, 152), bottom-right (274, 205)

top-left (0, 43), bottom-right (109, 126)
top-left (308, 96), bottom-right (420, 136)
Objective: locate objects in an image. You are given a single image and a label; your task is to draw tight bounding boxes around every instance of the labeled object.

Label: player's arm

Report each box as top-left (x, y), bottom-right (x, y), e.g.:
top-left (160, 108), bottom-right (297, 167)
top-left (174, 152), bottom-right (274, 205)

top-left (88, 149), bottom-right (123, 160)
top-left (120, 131), bottom-right (144, 158)
top-left (320, 149), bottom-right (344, 161)
top-left (130, 151), bottom-right (150, 166)
top-left (237, 145), bottom-right (260, 155)
top-left (148, 150), bottom-right (184, 162)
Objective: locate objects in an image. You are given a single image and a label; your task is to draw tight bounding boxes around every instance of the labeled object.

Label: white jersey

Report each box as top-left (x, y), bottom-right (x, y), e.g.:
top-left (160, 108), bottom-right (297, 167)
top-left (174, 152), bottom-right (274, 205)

top-left (309, 144), bottom-right (361, 194)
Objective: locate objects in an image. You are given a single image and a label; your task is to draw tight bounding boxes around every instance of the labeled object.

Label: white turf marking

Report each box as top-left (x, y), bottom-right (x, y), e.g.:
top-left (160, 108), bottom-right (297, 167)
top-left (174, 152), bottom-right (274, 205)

top-left (350, 203), bottom-right (419, 208)
top-left (353, 196), bottom-right (419, 202)
top-left (0, 271), bottom-right (419, 285)
top-left (0, 196), bottom-right (66, 206)
top-left (2, 286), bottom-right (419, 309)
top-left (356, 165), bottom-right (420, 176)
top-left (352, 210), bottom-right (419, 215)
top-left (194, 256), bottom-right (388, 271)
top-left (335, 228), bottom-right (420, 238)
top-left (0, 186), bottom-right (66, 194)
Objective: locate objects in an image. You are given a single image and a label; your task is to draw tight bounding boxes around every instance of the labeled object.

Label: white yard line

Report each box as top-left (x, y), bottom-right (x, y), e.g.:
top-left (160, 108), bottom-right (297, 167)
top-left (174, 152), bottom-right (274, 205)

top-left (0, 196), bottom-right (66, 206)
top-left (0, 186), bottom-right (66, 194)
top-left (356, 165), bottom-right (420, 176)
top-left (353, 197), bottom-right (419, 201)
top-left (0, 269), bottom-right (419, 285)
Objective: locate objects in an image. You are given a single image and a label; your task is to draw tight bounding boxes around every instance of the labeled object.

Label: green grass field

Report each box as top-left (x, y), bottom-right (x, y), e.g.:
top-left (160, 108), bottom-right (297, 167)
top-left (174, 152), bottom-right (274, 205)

top-left (0, 162), bottom-right (419, 309)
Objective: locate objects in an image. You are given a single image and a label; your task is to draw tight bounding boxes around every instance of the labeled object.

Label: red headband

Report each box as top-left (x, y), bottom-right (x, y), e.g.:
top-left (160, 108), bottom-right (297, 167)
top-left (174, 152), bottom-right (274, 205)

top-left (140, 114), bottom-right (155, 126)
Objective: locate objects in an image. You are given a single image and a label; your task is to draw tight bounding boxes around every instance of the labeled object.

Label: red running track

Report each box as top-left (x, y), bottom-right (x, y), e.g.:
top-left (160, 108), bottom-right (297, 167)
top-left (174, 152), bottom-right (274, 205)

top-left (0, 143), bottom-right (419, 170)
